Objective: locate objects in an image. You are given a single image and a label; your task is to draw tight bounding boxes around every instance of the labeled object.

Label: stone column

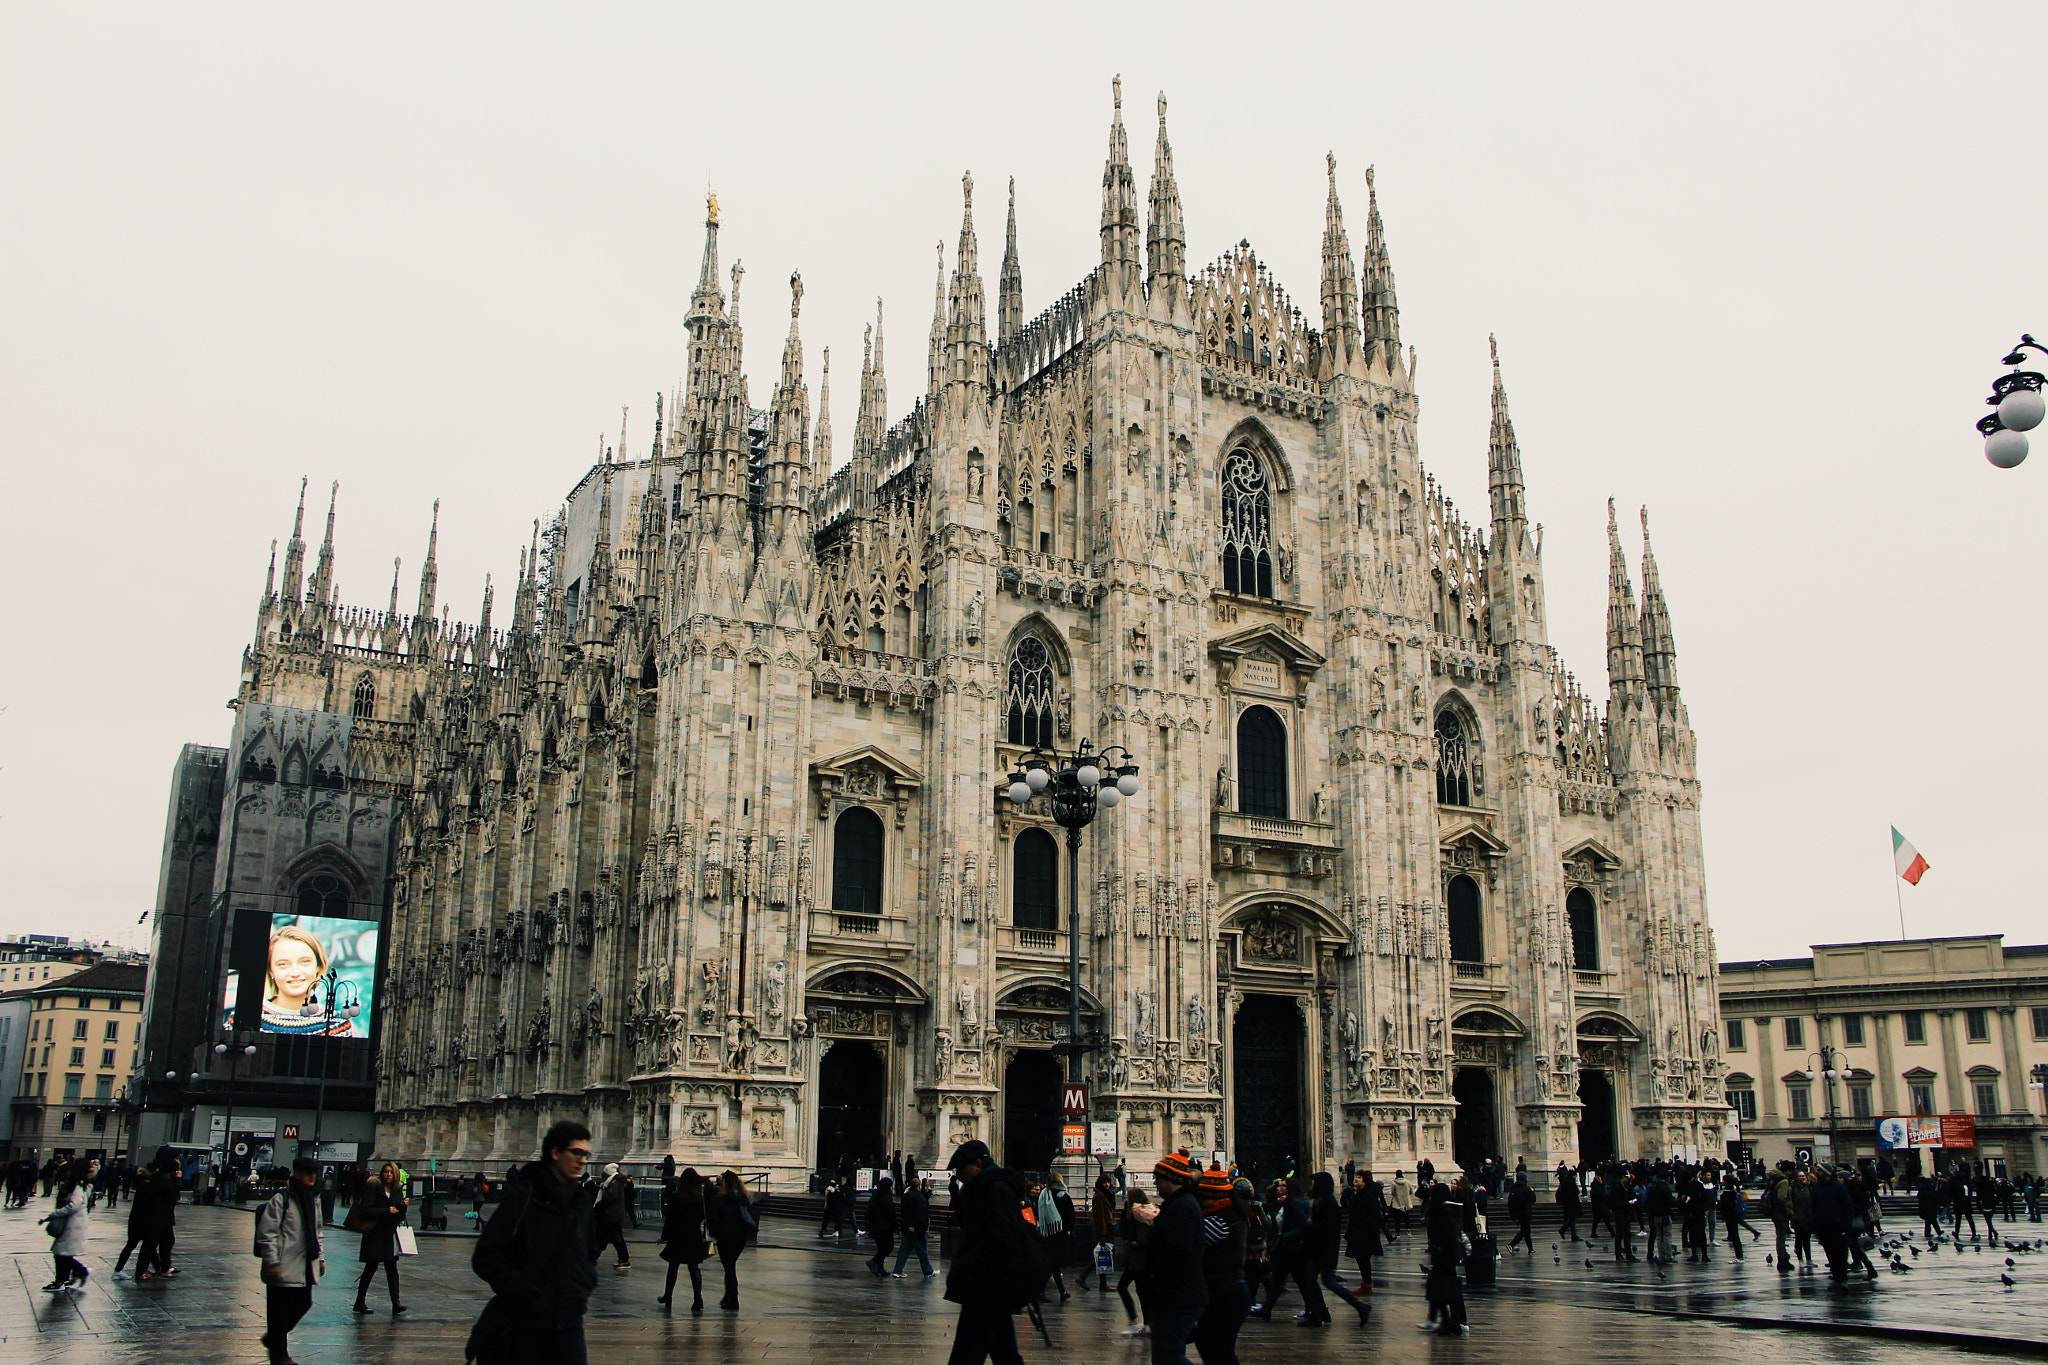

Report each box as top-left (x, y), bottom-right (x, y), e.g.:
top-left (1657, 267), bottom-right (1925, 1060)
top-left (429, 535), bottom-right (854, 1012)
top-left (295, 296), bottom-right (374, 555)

top-left (1937, 1010), bottom-right (1967, 1113)
top-left (1870, 1012), bottom-right (1898, 1116)
top-left (1755, 1012), bottom-right (1779, 1121)
top-left (1999, 1007), bottom-right (2029, 1116)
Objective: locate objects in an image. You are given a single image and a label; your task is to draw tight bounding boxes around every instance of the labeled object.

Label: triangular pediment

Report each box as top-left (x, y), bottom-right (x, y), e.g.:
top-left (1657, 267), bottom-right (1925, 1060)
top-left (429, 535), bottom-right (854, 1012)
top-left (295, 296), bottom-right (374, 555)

top-left (1209, 623), bottom-right (1326, 675)
top-left (810, 743), bottom-right (924, 788)
top-left (1439, 820), bottom-right (1509, 855)
top-left (1562, 837), bottom-right (1622, 869)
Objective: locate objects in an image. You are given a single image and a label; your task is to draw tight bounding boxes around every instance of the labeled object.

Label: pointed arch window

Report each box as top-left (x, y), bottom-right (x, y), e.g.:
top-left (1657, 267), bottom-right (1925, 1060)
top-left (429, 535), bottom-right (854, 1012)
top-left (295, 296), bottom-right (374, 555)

top-left (351, 674), bottom-right (376, 720)
top-left (1567, 886), bottom-right (1600, 970)
top-left (1236, 705), bottom-right (1288, 819)
top-left (296, 872), bottom-right (350, 920)
top-left (1013, 827), bottom-right (1059, 931)
top-left (831, 806), bottom-right (884, 917)
top-left (1006, 636), bottom-right (1055, 747)
top-left (1447, 874), bottom-right (1484, 963)
top-left (1220, 447), bottom-right (1275, 597)
top-left (1435, 710), bottom-right (1472, 806)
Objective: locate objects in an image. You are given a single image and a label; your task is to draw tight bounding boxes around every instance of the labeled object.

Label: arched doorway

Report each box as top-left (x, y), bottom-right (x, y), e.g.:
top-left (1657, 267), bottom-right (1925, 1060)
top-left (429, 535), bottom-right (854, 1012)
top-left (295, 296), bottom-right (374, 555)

top-left (1002, 1051), bottom-right (1062, 1175)
top-left (1577, 1070), bottom-right (1617, 1164)
top-left (1451, 1068), bottom-right (1497, 1170)
top-left (816, 1042), bottom-right (884, 1172)
top-left (1232, 995), bottom-right (1303, 1187)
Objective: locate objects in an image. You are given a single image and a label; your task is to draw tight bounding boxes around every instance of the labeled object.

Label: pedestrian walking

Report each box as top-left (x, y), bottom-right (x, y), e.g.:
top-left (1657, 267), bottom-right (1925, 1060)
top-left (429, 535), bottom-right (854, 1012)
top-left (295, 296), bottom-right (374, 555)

top-left (893, 1176), bottom-right (938, 1277)
top-left (472, 1171), bottom-right (489, 1222)
top-left (1387, 1170), bottom-right (1414, 1231)
top-left (1117, 1187), bottom-right (1154, 1328)
top-left (1948, 1166), bottom-right (1979, 1240)
top-left (1342, 1171), bottom-right (1384, 1289)
top-left (939, 1139), bottom-right (1045, 1365)
top-left (1191, 1166), bottom-right (1252, 1365)
top-left (1081, 1171), bottom-right (1115, 1290)
top-left (1136, 1151), bottom-right (1210, 1364)
top-left (112, 1154), bottom-right (159, 1281)
top-left (1036, 1172), bottom-right (1075, 1301)
top-left (1811, 1164), bottom-right (1855, 1283)
top-left (1609, 1169), bottom-right (1639, 1262)
top-left (254, 1157), bottom-right (326, 1365)
top-left (1247, 1176), bottom-right (1318, 1321)
top-left (1717, 1177), bottom-right (1747, 1259)
top-left (41, 1159), bottom-right (94, 1294)
top-left (705, 1170), bottom-right (756, 1310)
top-left (468, 1119), bottom-right (599, 1365)
top-left (1306, 1171), bottom-right (1370, 1325)
top-left (1556, 1164), bottom-right (1582, 1242)
top-left (347, 1162), bottom-right (410, 1316)
top-left (589, 1163), bottom-right (634, 1271)
top-left (866, 1173), bottom-right (900, 1275)
top-left (656, 1167), bottom-right (709, 1311)
top-left (1419, 1180), bottom-right (1467, 1336)
top-left (1505, 1172), bottom-right (1535, 1253)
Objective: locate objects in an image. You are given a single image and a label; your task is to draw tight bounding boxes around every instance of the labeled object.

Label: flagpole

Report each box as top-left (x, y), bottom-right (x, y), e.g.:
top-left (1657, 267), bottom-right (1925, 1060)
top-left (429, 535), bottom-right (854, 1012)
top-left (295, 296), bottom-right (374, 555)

top-left (1893, 829), bottom-right (1906, 940)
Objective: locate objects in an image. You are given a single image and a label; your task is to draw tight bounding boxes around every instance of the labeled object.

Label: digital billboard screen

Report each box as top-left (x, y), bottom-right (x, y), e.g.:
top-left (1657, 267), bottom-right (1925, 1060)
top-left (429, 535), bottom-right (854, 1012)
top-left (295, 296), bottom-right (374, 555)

top-left (257, 914), bottom-right (378, 1038)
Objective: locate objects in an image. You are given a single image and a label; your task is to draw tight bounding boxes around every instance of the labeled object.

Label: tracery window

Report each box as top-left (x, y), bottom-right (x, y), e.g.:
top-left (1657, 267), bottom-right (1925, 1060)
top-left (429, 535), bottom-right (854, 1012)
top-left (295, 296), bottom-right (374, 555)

top-left (1220, 448), bottom-right (1275, 597)
top-left (1434, 710), bottom-right (1471, 806)
top-left (296, 872), bottom-right (350, 919)
top-left (351, 674), bottom-right (376, 719)
top-left (1567, 886), bottom-right (1599, 970)
top-left (831, 806), bottom-right (884, 917)
top-left (1006, 636), bottom-right (1055, 747)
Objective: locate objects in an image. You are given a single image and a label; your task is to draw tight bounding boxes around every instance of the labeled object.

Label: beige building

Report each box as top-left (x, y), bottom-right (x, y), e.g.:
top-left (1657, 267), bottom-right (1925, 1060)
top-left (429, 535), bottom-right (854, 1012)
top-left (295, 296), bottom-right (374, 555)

top-left (7, 962), bottom-right (148, 1162)
top-left (1718, 936), bottom-right (2048, 1178)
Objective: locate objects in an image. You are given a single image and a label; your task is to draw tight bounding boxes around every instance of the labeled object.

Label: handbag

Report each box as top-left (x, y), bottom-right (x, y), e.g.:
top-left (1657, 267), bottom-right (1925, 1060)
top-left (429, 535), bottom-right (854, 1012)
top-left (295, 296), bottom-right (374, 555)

top-left (394, 1224), bottom-right (419, 1256)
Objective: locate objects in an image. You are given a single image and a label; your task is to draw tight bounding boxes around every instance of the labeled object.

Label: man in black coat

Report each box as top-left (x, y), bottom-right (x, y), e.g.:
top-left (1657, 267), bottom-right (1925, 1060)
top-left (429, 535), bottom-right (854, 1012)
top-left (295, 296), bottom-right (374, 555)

top-left (1139, 1152), bottom-right (1211, 1365)
top-left (943, 1141), bottom-right (1031, 1365)
top-left (865, 1175), bottom-right (900, 1275)
top-left (892, 1178), bottom-right (935, 1277)
top-left (470, 1120), bottom-right (600, 1365)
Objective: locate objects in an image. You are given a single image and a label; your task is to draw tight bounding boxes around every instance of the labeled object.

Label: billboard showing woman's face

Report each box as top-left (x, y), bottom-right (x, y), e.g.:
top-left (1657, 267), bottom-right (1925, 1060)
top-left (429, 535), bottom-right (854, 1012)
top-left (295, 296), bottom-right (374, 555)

top-left (259, 914), bottom-right (377, 1038)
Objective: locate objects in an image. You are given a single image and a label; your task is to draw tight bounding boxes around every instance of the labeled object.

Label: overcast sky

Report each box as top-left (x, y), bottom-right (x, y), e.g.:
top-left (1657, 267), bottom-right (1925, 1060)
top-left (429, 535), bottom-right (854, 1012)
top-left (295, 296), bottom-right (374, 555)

top-left (2, 4), bottom-right (2037, 961)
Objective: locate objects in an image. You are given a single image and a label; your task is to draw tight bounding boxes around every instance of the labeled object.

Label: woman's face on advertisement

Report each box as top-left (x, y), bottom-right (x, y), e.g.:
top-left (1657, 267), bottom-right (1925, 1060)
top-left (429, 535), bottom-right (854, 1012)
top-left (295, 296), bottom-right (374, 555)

top-left (270, 938), bottom-right (320, 1003)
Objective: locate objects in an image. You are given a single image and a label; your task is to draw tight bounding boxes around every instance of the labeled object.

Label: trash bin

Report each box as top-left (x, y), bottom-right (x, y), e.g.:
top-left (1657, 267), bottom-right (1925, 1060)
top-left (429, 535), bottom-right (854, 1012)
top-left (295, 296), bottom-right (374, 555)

top-left (419, 1192), bottom-right (447, 1231)
top-left (1465, 1233), bottom-right (1498, 1290)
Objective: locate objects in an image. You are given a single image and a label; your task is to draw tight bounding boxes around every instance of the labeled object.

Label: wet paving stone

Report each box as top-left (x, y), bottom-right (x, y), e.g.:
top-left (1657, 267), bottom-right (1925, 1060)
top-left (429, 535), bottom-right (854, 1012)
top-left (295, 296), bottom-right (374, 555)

top-left (1, 1199), bottom-right (2041, 1362)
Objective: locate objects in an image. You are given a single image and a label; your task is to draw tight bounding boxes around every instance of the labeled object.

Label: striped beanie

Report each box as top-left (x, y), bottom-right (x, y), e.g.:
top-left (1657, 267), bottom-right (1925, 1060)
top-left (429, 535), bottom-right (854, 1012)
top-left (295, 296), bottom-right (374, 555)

top-left (1154, 1149), bottom-right (1199, 1184)
top-left (1197, 1164), bottom-right (1234, 1199)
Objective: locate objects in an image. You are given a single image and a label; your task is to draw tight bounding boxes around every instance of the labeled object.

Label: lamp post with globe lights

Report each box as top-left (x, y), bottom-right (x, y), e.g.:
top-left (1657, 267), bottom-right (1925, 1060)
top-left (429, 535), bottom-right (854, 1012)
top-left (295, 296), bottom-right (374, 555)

top-left (1803, 1045), bottom-right (1844, 1164)
top-left (1979, 336), bottom-right (2048, 468)
top-left (1003, 741), bottom-right (1141, 1121)
top-left (307, 967), bottom-right (362, 1161)
top-left (212, 1026), bottom-right (258, 1193)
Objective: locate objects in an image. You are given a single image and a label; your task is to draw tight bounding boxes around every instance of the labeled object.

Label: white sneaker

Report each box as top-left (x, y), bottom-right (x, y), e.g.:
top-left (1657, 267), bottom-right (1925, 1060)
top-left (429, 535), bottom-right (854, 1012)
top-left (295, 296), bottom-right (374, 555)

top-left (112, 1272), bottom-right (131, 1281)
top-left (1415, 1321), bottom-right (1438, 1331)
top-left (1120, 1325), bottom-right (1150, 1337)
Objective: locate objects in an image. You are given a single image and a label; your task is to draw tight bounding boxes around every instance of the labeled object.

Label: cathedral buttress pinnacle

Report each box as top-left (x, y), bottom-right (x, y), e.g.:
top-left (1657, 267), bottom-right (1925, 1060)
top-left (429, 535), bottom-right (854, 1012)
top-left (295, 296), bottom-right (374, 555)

top-left (1099, 75), bottom-right (1141, 302)
top-left (1146, 93), bottom-right (1185, 303)
top-left (1318, 153), bottom-right (1360, 377)
top-left (999, 177), bottom-right (1023, 343)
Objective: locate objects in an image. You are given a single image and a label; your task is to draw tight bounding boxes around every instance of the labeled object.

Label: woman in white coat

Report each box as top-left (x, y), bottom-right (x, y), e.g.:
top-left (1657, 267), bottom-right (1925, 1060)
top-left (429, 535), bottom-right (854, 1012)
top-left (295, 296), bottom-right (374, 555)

top-left (42, 1158), bottom-right (96, 1293)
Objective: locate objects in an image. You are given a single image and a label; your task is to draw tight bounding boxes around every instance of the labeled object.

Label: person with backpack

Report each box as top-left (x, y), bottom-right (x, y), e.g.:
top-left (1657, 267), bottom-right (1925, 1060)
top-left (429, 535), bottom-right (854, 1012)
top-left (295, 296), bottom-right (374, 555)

top-left (1418, 1180), bottom-right (1467, 1336)
top-left (705, 1170), bottom-right (756, 1310)
top-left (942, 1138), bottom-right (1044, 1365)
top-left (589, 1164), bottom-right (634, 1271)
top-left (1246, 1176), bottom-right (1315, 1321)
top-left (468, 1119), bottom-right (599, 1365)
top-left (893, 1176), bottom-right (937, 1277)
top-left (1505, 1172), bottom-right (1536, 1253)
top-left (41, 1158), bottom-right (94, 1294)
top-left (253, 1157), bottom-right (326, 1365)
top-left (1191, 1166), bottom-right (1251, 1365)
top-left (347, 1162), bottom-right (409, 1316)
top-left (866, 1173), bottom-right (900, 1275)
top-left (1035, 1173), bottom-right (1074, 1302)
top-left (656, 1167), bottom-right (709, 1311)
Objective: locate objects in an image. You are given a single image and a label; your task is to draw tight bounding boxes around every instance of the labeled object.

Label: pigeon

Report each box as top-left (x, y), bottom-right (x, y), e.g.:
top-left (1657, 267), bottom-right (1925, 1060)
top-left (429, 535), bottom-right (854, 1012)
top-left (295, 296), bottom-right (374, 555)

top-left (1585, 1259), bottom-right (1595, 1269)
top-left (1553, 1244), bottom-right (1559, 1251)
top-left (1554, 1256), bottom-right (1562, 1264)
top-left (2002, 1274), bottom-right (2016, 1287)
top-left (1910, 1247), bottom-right (1920, 1258)
top-left (2008, 1258), bottom-right (2017, 1268)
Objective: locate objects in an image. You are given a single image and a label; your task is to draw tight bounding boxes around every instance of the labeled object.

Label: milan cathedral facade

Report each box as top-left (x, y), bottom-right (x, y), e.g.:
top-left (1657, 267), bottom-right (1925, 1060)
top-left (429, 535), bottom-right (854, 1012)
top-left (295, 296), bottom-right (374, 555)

top-left (196, 84), bottom-right (1726, 1186)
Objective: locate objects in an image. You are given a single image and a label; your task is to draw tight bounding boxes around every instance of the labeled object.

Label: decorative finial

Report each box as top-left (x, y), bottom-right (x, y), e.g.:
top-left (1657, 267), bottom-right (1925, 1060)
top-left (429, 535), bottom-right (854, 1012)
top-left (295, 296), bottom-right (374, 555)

top-left (1640, 505), bottom-right (1650, 536)
top-left (730, 260), bottom-right (744, 314)
top-left (1365, 164), bottom-right (1377, 197)
top-left (789, 270), bottom-right (803, 317)
top-left (1158, 92), bottom-right (1168, 122)
top-left (1489, 333), bottom-right (1499, 368)
top-left (706, 190), bottom-right (719, 223)
top-left (962, 170), bottom-right (973, 207)
top-left (1327, 150), bottom-right (1337, 185)
top-left (1113, 74), bottom-right (1122, 112)
top-left (1008, 175), bottom-right (1015, 205)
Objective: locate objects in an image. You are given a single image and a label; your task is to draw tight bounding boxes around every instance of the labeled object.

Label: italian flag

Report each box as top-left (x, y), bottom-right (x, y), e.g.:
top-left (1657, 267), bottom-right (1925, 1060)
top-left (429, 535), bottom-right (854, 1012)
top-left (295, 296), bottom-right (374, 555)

top-left (1892, 827), bottom-right (1930, 885)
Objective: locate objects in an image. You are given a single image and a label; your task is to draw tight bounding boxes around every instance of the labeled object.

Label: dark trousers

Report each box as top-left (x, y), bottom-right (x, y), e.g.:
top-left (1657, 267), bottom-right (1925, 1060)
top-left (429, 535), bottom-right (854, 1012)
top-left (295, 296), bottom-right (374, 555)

top-left (1817, 1229), bottom-right (1850, 1281)
top-left (1117, 1261), bottom-right (1145, 1322)
top-left (868, 1231), bottom-right (895, 1270)
top-left (115, 1232), bottom-right (145, 1273)
top-left (717, 1243), bottom-right (743, 1306)
top-left (1192, 1277), bottom-right (1251, 1365)
top-left (1723, 1217), bottom-right (1745, 1258)
top-left (321, 1190), bottom-right (336, 1225)
top-left (508, 1321), bottom-right (589, 1365)
top-left (947, 1303), bottom-right (1024, 1365)
top-left (355, 1257), bottom-right (401, 1308)
top-left (52, 1254), bottom-right (87, 1285)
top-left (1149, 1304), bottom-right (1202, 1365)
top-left (1425, 1254), bottom-right (1465, 1328)
top-left (1315, 1254), bottom-right (1368, 1320)
top-left (1508, 1214), bottom-right (1533, 1250)
top-left (1588, 1204), bottom-right (1612, 1237)
top-left (262, 1284), bottom-right (313, 1361)
top-left (893, 1229), bottom-right (934, 1274)
top-left (591, 1223), bottom-right (630, 1263)
top-left (660, 1260), bottom-right (703, 1304)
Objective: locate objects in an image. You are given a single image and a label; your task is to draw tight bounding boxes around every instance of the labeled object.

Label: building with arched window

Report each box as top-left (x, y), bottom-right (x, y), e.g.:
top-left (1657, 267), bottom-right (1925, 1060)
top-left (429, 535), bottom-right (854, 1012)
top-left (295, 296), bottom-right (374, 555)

top-left (152, 89), bottom-right (1722, 1190)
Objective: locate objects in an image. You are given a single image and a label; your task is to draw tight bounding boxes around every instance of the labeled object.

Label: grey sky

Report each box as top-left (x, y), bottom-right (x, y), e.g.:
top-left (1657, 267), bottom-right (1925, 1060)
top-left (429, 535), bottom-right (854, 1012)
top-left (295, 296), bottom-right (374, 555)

top-left (1, 4), bottom-right (2034, 959)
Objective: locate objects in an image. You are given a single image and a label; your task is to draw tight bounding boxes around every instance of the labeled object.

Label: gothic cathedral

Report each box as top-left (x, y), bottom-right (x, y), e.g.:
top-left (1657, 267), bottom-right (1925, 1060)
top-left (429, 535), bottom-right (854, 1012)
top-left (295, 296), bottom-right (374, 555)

top-left (211, 83), bottom-right (1725, 1186)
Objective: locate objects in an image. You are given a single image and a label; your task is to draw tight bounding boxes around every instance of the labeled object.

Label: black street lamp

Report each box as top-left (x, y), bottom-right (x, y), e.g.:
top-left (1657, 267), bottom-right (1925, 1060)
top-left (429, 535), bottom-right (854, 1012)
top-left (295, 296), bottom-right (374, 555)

top-left (1004, 740), bottom-right (1141, 1129)
top-left (1978, 335), bottom-right (2048, 467)
top-left (1803, 1045), bottom-right (1843, 1164)
top-left (305, 967), bottom-right (362, 1161)
top-left (213, 1026), bottom-right (257, 1190)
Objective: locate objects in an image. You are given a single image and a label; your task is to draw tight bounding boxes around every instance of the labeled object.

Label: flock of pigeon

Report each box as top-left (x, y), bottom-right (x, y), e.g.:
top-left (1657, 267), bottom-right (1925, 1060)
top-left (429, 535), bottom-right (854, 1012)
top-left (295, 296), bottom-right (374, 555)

top-left (1540, 1228), bottom-right (2047, 1290)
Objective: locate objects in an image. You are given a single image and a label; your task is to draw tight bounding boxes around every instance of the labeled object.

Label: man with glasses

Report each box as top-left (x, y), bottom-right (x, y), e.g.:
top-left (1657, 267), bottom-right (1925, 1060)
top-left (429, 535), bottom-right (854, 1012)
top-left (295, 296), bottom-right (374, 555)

top-left (470, 1120), bottom-right (599, 1364)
